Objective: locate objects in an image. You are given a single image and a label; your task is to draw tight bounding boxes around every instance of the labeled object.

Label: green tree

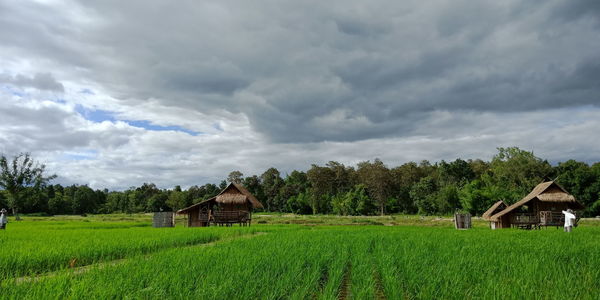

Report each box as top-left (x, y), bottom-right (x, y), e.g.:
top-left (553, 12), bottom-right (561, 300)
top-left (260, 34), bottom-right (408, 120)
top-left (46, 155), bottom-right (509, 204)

top-left (434, 184), bottom-right (460, 214)
top-left (286, 192), bottom-right (312, 214)
top-left (0, 153), bottom-right (56, 219)
top-left (307, 164), bottom-right (335, 214)
top-left (357, 159), bottom-right (391, 215)
top-left (487, 147), bottom-right (554, 201)
top-left (459, 179), bottom-right (508, 215)
top-left (166, 187), bottom-right (188, 211)
top-left (390, 162), bottom-right (426, 213)
top-left (147, 192), bottom-right (169, 212)
top-left (332, 184), bottom-right (373, 216)
top-left (584, 163), bottom-right (600, 216)
top-left (410, 176), bottom-right (437, 215)
top-left (326, 161), bottom-right (356, 195)
top-left (555, 160), bottom-right (596, 213)
top-left (219, 180), bottom-right (228, 190)
top-left (48, 190), bottom-right (69, 215)
top-left (72, 185), bottom-right (98, 214)
top-left (438, 159), bottom-right (475, 186)
top-left (278, 171), bottom-right (309, 212)
top-left (260, 168), bottom-right (284, 211)
top-left (243, 176), bottom-right (264, 206)
top-left (227, 171), bottom-right (244, 184)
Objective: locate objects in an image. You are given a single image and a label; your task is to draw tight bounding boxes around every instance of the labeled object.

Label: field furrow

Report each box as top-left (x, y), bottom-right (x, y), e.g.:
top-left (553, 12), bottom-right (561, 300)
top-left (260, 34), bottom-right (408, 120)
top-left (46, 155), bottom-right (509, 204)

top-left (337, 262), bottom-right (352, 300)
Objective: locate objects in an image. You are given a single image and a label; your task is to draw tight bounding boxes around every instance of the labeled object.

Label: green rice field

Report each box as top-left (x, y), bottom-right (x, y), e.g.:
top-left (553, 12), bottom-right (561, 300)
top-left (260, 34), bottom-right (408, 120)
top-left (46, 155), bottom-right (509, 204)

top-left (1, 216), bottom-right (599, 299)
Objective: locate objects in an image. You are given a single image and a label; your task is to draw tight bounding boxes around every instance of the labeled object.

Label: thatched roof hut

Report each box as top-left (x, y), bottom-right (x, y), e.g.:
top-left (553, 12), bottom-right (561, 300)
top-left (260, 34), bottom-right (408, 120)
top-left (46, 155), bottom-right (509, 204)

top-left (486, 181), bottom-right (584, 229)
top-left (177, 183), bottom-right (263, 227)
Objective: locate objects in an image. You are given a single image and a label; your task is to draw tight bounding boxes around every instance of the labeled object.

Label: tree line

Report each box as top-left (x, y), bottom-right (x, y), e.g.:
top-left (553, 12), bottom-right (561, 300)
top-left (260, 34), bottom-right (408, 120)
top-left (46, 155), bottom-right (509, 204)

top-left (1, 147), bottom-right (600, 217)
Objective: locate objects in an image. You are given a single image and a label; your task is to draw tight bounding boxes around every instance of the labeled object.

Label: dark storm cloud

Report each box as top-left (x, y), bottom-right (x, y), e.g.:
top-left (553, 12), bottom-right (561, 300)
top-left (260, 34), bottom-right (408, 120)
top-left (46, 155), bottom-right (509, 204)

top-left (1, 0), bottom-right (599, 143)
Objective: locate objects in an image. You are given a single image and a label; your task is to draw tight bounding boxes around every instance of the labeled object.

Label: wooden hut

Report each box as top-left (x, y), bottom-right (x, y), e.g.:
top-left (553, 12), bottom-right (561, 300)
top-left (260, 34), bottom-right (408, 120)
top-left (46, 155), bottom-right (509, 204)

top-left (482, 200), bottom-right (507, 229)
top-left (486, 181), bottom-right (584, 229)
top-left (177, 183), bottom-right (264, 227)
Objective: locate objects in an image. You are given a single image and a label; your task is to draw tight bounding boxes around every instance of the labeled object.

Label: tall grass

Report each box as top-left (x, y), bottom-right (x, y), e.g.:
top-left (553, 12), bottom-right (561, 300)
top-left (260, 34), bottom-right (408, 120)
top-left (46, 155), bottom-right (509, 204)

top-left (1, 220), bottom-right (600, 299)
top-left (0, 220), bottom-right (257, 280)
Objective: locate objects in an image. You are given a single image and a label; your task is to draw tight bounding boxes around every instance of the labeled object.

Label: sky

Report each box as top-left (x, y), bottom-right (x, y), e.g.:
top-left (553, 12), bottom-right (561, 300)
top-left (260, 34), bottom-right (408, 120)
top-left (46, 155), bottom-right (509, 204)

top-left (1, 0), bottom-right (599, 190)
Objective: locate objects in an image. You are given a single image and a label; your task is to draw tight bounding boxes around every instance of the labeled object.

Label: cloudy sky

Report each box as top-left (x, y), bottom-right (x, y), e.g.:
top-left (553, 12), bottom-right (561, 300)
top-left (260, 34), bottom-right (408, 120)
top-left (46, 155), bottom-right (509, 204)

top-left (1, 0), bottom-right (599, 190)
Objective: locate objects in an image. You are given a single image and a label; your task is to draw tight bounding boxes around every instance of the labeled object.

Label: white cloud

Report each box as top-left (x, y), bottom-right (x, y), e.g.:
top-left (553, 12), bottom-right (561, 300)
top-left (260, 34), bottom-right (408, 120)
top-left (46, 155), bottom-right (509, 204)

top-left (1, 0), bottom-right (599, 190)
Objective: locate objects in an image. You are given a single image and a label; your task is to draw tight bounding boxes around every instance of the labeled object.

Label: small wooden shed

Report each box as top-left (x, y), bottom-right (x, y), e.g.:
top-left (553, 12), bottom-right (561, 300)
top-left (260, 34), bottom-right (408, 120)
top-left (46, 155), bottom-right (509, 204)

top-left (485, 181), bottom-right (584, 229)
top-left (177, 183), bottom-right (264, 227)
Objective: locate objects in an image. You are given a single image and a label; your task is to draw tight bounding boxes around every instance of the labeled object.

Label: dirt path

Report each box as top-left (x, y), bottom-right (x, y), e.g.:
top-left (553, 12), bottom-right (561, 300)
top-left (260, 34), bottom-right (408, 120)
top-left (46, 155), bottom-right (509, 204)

top-left (11, 232), bottom-right (267, 285)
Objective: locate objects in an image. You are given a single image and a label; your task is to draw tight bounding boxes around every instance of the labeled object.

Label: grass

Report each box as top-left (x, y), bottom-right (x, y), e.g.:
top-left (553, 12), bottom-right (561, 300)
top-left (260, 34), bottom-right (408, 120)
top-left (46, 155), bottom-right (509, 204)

top-left (1, 216), bottom-right (600, 299)
top-left (0, 218), bottom-right (258, 280)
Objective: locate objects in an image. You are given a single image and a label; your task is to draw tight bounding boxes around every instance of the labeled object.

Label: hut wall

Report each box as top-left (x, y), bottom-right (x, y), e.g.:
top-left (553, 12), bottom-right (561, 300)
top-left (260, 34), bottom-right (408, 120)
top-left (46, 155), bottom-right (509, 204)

top-left (499, 215), bottom-right (511, 228)
top-left (187, 208), bottom-right (209, 227)
top-left (537, 201), bottom-right (570, 212)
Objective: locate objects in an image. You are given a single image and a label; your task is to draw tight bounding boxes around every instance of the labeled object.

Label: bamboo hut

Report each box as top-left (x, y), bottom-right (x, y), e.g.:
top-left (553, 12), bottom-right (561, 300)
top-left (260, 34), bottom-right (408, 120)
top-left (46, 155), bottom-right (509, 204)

top-left (482, 200), bottom-right (507, 229)
top-left (177, 183), bottom-right (263, 227)
top-left (485, 181), bottom-right (584, 229)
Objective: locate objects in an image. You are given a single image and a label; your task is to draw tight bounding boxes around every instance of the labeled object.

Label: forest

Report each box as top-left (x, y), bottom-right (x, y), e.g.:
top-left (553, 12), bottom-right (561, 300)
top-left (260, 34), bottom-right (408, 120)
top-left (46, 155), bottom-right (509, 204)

top-left (1, 147), bottom-right (600, 217)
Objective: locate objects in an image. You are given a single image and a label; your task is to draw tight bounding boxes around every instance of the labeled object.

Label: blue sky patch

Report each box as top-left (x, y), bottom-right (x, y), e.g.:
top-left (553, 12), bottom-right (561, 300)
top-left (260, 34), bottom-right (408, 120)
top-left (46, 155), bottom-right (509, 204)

top-left (125, 120), bottom-right (200, 136)
top-left (75, 104), bottom-right (116, 122)
top-left (1, 85), bottom-right (26, 97)
top-left (79, 88), bottom-right (95, 95)
top-left (75, 105), bottom-right (200, 136)
top-left (62, 149), bottom-right (99, 161)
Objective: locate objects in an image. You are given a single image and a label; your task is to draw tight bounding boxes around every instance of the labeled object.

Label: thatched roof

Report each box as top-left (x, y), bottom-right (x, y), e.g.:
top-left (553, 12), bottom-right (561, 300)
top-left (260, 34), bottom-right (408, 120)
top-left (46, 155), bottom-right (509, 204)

top-left (490, 181), bottom-right (584, 221)
top-left (176, 182), bottom-right (264, 214)
top-left (537, 192), bottom-right (576, 202)
top-left (176, 197), bottom-right (215, 214)
top-left (230, 183), bottom-right (264, 209)
top-left (216, 194), bottom-right (247, 204)
top-left (482, 200), bottom-right (507, 220)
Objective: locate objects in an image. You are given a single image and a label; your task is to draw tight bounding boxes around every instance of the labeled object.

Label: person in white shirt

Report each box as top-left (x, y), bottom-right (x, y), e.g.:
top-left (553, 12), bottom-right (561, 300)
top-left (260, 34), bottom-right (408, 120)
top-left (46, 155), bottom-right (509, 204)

top-left (0, 208), bottom-right (7, 230)
top-left (562, 209), bottom-right (576, 232)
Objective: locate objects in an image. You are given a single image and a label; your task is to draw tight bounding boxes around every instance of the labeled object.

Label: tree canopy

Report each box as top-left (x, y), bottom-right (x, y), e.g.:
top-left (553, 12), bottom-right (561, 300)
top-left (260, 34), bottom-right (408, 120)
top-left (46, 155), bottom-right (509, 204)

top-left (1, 147), bottom-right (599, 217)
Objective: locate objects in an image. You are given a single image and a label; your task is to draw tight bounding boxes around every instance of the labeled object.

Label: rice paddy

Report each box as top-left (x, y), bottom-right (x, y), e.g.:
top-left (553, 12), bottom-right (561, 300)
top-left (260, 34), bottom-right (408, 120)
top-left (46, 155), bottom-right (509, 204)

top-left (1, 217), bottom-right (600, 299)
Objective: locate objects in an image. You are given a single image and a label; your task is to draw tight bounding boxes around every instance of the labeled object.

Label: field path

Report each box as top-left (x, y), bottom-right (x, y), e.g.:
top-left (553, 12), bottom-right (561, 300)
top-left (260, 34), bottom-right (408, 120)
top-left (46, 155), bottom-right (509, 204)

top-left (373, 268), bottom-right (387, 300)
top-left (337, 262), bottom-right (352, 300)
top-left (11, 232), bottom-right (267, 285)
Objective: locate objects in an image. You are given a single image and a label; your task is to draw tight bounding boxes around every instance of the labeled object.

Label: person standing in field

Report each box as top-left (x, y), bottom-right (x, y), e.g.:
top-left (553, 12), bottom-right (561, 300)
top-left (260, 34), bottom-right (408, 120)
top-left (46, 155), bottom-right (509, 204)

top-left (0, 208), bottom-right (7, 230)
top-left (562, 209), bottom-right (576, 232)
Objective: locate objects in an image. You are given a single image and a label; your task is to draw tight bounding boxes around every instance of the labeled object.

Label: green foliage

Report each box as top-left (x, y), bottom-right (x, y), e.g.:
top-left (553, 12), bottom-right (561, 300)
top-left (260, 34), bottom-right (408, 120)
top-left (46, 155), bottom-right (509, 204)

top-left (286, 191), bottom-right (312, 214)
top-left (260, 167), bottom-right (284, 212)
top-left (166, 189), bottom-right (187, 211)
top-left (357, 159), bottom-right (391, 215)
top-left (434, 184), bottom-right (460, 214)
top-left (487, 147), bottom-right (554, 199)
top-left (0, 153), bottom-right (56, 216)
top-left (1, 147), bottom-right (599, 217)
top-left (332, 184), bottom-right (374, 215)
top-left (410, 176), bottom-right (437, 215)
top-left (459, 179), bottom-right (502, 214)
top-left (227, 170), bottom-right (244, 184)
